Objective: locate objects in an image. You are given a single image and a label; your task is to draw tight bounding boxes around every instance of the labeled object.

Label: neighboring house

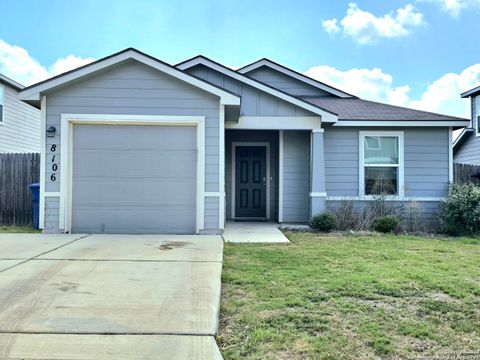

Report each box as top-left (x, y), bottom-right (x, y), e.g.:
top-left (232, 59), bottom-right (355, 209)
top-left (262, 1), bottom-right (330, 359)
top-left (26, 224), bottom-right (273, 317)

top-left (18, 48), bottom-right (469, 234)
top-left (453, 85), bottom-right (480, 164)
top-left (0, 74), bottom-right (40, 153)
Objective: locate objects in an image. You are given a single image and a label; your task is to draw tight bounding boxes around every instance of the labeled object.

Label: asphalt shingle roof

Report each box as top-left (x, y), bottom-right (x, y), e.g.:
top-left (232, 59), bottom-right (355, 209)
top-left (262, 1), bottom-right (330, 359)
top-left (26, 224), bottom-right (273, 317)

top-left (303, 97), bottom-right (468, 122)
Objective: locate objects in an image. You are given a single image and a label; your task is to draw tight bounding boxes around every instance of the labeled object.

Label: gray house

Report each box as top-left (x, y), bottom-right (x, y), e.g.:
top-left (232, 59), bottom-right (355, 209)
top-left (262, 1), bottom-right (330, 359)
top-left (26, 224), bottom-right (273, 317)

top-left (0, 74), bottom-right (40, 153)
top-left (453, 85), bottom-right (480, 164)
top-left (18, 49), bottom-right (469, 234)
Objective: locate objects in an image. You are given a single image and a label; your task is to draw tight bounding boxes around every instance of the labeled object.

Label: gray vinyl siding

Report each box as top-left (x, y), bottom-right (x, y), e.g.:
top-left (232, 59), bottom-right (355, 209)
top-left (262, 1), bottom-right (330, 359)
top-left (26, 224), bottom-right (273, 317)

top-left (185, 64), bottom-right (314, 117)
top-left (0, 83), bottom-right (40, 153)
top-left (326, 200), bottom-right (442, 231)
top-left (283, 131), bottom-right (310, 222)
top-left (43, 60), bottom-right (220, 231)
top-left (225, 130), bottom-right (279, 220)
top-left (204, 197), bottom-right (219, 230)
top-left (44, 196), bottom-right (60, 232)
top-left (324, 127), bottom-right (450, 198)
top-left (244, 66), bottom-right (333, 97)
top-left (454, 96), bottom-right (480, 165)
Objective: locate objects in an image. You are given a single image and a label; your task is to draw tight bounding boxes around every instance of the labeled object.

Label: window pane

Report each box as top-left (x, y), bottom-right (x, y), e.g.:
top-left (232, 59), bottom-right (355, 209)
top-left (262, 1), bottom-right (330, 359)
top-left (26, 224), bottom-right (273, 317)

top-left (364, 136), bottom-right (398, 164)
top-left (365, 167), bottom-right (398, 195)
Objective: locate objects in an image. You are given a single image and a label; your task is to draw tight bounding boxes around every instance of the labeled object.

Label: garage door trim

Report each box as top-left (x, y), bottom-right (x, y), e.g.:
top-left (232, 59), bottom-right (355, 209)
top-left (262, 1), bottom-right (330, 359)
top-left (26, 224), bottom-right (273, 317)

top-left (59, 114), bottom-right (205, 233)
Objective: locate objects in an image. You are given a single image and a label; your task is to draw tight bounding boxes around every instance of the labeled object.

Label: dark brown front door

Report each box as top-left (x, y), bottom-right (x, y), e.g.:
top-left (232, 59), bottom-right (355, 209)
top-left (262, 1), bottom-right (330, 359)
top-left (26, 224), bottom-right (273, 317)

top-left (235, 146), bottom-right (267, 218)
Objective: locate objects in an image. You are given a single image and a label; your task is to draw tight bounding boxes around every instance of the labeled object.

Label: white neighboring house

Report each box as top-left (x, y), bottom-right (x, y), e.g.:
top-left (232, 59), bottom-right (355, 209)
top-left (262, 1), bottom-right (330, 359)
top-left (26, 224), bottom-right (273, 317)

top-left (0, 74), bottom-right (40, 153)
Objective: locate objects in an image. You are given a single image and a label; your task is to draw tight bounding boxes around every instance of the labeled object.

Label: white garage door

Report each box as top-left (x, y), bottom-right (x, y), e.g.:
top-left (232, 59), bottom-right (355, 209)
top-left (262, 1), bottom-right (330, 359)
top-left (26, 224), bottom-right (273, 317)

top-left (71, 124), bottom-right (197, 234)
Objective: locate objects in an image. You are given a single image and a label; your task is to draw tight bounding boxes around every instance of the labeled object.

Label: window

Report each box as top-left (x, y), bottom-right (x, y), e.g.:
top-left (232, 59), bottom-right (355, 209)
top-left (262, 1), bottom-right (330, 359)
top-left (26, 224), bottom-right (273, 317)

top-left (0, 86), bottom-right (3, 124)
top-left (359, 131), bottom-right (404, 197)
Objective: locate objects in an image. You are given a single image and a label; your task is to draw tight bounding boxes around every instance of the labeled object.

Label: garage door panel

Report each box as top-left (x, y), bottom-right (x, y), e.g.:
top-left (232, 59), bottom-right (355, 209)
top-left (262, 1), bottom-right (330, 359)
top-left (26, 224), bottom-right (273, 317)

top-left (73, 125), bottom-right (196, 150)
top-left (74, 150), bottom-right (196, 178)
top-left (72, 124), bottom-right (197, 234)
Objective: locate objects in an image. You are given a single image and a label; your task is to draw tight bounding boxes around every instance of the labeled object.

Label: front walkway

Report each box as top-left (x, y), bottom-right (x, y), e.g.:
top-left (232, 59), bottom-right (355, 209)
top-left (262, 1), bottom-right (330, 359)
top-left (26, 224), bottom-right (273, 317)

top-left (223, 222), bottom-right (290, 243)
top-left (0, 233), bottom-right (223, 360)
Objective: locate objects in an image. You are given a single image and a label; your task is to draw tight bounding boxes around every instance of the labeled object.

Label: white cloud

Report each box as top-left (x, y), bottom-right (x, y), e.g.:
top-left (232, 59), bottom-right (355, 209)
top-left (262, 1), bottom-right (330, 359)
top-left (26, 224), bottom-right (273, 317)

top-left (420, 0), bottom-right (480, 17)
top-left (0, 39), bottom-right (95, 86)
top-left (304, 63), bottom-right (480, 118)
top-left (323, 3), bottom-right (425, 44)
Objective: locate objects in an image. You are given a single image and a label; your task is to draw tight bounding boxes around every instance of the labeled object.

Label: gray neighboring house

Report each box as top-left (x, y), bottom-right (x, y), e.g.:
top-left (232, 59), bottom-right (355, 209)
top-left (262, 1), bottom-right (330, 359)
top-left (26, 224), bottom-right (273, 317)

top-left (0, 74), bottom-right (40, 153)
top-left (18, 49), bottom-right (469, 234)
top-left (453, 85), bottom-right (480, 164)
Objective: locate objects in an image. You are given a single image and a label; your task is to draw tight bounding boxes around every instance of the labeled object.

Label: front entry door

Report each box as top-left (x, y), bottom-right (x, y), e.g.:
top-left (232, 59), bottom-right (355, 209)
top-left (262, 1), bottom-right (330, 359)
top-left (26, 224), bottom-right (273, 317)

top-left (235, 146), bottom-right (267, 218)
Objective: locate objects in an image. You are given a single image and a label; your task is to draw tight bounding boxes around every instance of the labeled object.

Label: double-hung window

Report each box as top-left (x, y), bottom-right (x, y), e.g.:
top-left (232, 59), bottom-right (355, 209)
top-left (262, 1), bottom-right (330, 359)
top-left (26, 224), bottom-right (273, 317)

top-left (0, 86), bottom-right (4, 124)
top-left (359, 131), bottom-right (404, 197)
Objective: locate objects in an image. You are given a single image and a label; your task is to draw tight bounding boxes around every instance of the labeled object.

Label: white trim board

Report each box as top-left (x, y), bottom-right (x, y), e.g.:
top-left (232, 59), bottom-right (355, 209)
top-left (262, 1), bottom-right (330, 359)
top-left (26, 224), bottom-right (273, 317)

top-left (39, 96), bottom-right (46, 229)
top-left (19, 49), bottom-right (240, 106)
top-left (359, 131), bottom-right (405, 198)
top-left (333, 120), bottom-right (470, 127)
top-left (326, 196), bottom-right (446, 202)
top-left (59, 114), bottom-right (206, 234)
top-left (231, 142), bottom-right (271, 220)
top-left (278, 130), bottom-right (284, 223)
top-left (226, 116), bottom-right (322, 130)
top-left (218, 104), bottom-right (226, 229)
top-left (176, 56), bottom-right (338, 123)
top-left (448, 127), bottom-right (453, 183)
top-left (237, 58), bottom-right (354, 98)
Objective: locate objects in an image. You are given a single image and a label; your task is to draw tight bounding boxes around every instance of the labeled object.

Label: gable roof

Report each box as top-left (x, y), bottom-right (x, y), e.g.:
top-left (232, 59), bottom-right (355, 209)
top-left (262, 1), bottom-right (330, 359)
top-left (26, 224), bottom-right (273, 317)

top-left (175, 56), bottom-right (338, 123)
top-left (453, 127), bottom-right (474, 151)
top-left (303, 97), bottom-right (470, 127)
top-left (461, 85), bottom-right (480, 98)
top-left (237, 58), bottom-right (355, 99)
top-left (0, 73), bottom-right (24, 91)
top-left (19, 48), bottom-right (240, 107)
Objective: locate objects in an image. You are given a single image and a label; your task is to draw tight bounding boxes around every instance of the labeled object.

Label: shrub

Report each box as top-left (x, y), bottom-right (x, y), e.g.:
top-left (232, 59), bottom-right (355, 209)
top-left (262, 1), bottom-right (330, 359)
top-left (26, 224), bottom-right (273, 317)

top-left (372, 215), bottom-right (399, 233)
top-left (440, 183), bottom-right (480, 236)
top-left (310, 211), bottom-right (338, 232)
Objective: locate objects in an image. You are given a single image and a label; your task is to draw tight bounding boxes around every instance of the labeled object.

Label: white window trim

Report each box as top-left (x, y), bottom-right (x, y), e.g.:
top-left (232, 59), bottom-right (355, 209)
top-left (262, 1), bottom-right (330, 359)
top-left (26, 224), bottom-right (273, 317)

top-left (59, 114), bottom-right (206, 234)
top-left (476, 96), bottom-right (480, 137)
top-left (359, 131), bottom-right (404, 199)
top-left (0, 85), bottom-right (4, 126)
top-left (231, 142), bottom-right (271, 220)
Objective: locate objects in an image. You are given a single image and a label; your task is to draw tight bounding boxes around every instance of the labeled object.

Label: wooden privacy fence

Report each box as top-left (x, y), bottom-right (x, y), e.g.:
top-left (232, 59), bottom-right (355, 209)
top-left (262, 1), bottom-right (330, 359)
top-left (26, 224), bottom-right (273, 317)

top-left (454, 163), bottom-right (480, 185)
top-left (0, 153), bottom-right (40, 225)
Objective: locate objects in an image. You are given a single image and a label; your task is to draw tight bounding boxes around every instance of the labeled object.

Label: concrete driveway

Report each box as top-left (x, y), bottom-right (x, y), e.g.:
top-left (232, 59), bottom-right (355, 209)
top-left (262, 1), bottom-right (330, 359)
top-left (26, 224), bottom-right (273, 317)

top-left (0, 233), bottom-right (224, 359)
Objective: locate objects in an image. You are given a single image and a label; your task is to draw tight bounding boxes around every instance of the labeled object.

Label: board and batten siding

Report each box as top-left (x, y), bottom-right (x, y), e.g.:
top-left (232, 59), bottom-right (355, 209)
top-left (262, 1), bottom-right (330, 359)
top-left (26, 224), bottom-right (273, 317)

top-left (243, 66), bottom-right (332, 97)
top-left (282, 131), bottom-right (310, 222)
top-left (0, 83), bottom-right (40, 153)
top-left (454, 95), bottom-right (480, 165)
top-left (324, 127), bottom-right (450, 198)
top-left (42, 60), bottom-right (221, 232)
top-left (185, 64), bottom-right (314, 117)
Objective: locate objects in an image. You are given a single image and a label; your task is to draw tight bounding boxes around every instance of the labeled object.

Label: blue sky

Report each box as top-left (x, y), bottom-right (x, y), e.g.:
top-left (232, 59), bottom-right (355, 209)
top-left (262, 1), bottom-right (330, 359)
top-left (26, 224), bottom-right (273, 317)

top-left (0, 0), bottom-right (479, 117)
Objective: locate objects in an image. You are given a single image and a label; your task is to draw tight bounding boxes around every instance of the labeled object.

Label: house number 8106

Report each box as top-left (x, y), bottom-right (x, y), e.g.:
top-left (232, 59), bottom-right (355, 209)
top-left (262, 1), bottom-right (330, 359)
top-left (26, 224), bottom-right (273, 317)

top-left (50, 144), bottom-right (58, 182)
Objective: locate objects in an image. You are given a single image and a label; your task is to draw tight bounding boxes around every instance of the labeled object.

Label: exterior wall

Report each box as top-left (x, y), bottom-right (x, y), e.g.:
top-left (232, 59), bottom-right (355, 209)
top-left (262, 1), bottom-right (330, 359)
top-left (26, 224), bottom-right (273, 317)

top-left (283, 131), bottom-right (310, 222)
top-left (324, 127), bottom-right (450, 198)
top-left (454, 95), bottom-right (480, 165)
top-left (42, 60), bottom-right (221, 232)
top-left (225, 130), bottom-right (279, 220)
top-left (0, 83), bottom-right (40, 153)
top-left (185, 64), bottom-right (314, 117)
top-left (244, 66), bottom-right (332, 97)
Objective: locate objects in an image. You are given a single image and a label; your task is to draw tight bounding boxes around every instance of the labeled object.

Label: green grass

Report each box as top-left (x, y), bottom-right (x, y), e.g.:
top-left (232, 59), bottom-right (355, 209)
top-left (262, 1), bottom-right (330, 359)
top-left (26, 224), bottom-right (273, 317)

top-left (0, 225), bottom-right (40, 233)
top-left (219, 232), bottom-right (480, 359)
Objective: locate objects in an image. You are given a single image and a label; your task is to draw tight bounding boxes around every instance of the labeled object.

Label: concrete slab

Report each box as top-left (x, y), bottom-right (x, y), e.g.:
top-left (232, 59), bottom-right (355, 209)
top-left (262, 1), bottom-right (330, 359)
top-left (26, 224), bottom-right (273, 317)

top-left (223, 222), bottom-right (290, 243)
top-left (0, 234), bottom-right (86, 260)
top-left (0, 259), bottom-right (221, 334)
top-left (0, 260), bottom-right (25, 272)
top-left (38, 234), bottom-right (223, 262)
top-left (0, 334), bottom-right (223, 360)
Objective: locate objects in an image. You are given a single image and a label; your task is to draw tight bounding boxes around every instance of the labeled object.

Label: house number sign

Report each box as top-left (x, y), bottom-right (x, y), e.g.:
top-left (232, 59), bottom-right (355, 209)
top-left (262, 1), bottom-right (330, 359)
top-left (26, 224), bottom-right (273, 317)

top-left (50, 144), bottom-right (58, 181)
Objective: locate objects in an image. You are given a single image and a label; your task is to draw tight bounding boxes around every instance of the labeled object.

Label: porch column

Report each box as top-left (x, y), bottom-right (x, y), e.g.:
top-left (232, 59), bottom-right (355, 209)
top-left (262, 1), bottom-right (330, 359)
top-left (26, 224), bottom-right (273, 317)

top-left (310, 129), bottom-right (326, 217)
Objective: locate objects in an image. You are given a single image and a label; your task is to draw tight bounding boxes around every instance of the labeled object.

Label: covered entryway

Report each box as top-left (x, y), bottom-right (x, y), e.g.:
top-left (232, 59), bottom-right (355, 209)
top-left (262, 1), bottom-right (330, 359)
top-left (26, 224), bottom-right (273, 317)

top-left (71, 124), bottom-right (197, 234)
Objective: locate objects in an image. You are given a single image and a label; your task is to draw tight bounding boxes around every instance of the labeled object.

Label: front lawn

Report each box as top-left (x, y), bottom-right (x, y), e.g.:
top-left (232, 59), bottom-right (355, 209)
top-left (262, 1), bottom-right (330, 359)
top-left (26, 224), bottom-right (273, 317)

top-left (219, 233), bottom-right (480, 359)
top-left (0, 225), bottom-right (40, 233)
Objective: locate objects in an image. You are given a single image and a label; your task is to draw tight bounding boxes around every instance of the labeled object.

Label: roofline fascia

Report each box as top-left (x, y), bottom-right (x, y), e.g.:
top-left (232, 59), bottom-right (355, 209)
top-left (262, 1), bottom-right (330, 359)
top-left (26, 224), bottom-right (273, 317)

top-left (176, 56), bottom-right (339, 122)
top-left (333, 120), bottom-right (471, 127)
top-left (461, 86), bottom-right (480, 98)
top-left (18, 48), bottom-right (241, 106)
top-left (0, 74), bottom-right (24, 91)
